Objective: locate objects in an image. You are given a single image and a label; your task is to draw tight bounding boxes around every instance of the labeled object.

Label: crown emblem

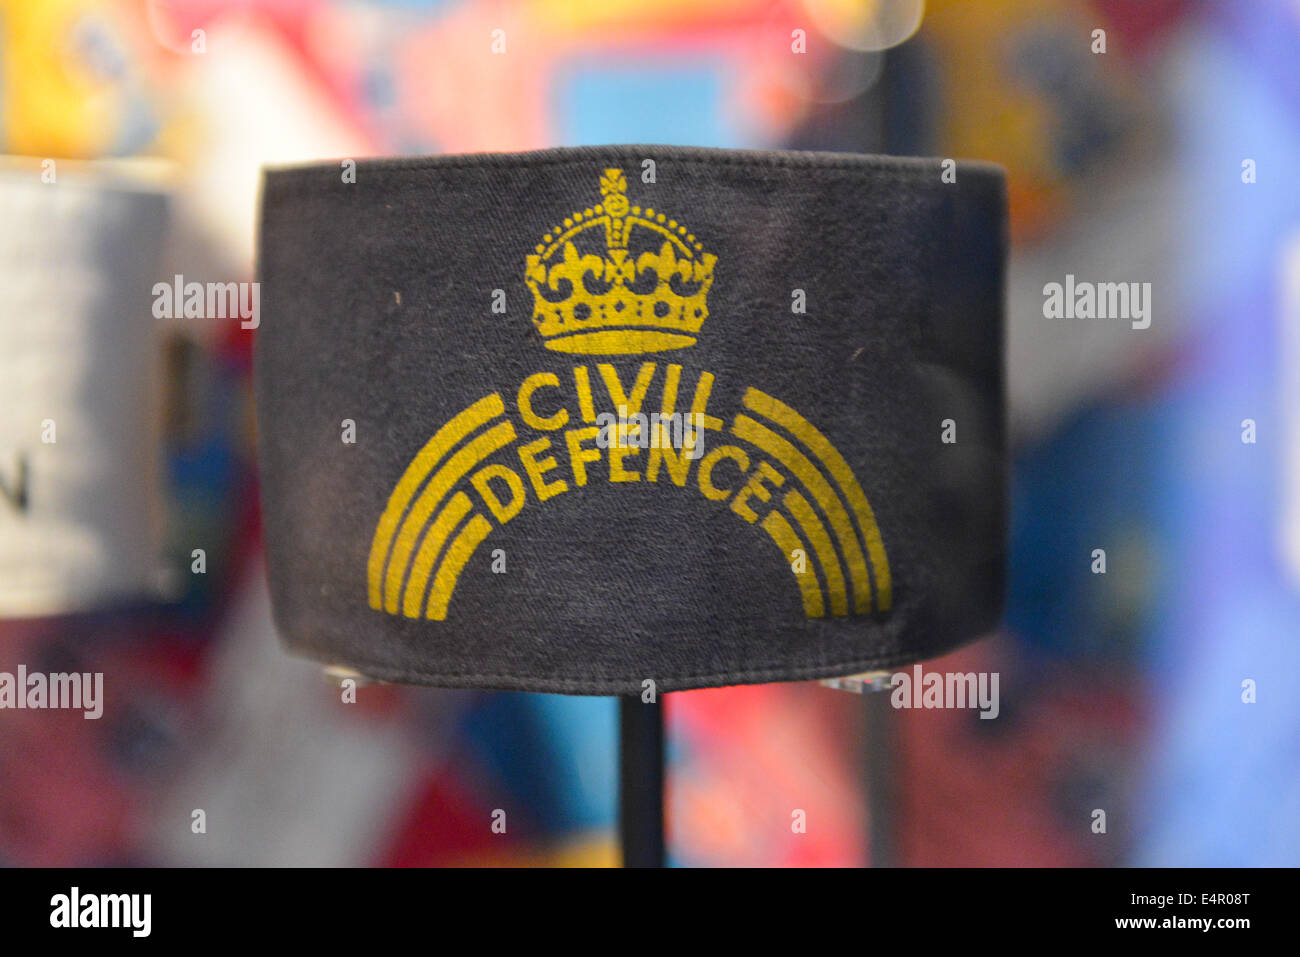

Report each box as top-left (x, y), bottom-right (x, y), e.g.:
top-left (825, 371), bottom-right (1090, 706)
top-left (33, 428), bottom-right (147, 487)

top-left (525, 168), bottom-right (717, 355)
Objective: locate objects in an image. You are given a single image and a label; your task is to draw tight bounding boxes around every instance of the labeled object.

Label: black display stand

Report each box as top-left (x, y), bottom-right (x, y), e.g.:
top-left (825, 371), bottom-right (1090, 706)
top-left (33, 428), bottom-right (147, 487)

top-left (618, 695), bottom-right (665, 867)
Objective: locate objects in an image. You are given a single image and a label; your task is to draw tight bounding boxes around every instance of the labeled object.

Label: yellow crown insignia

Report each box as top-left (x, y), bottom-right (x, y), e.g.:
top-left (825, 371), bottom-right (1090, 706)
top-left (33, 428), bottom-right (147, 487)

top-left (525, 168), bottom-right (717, 355)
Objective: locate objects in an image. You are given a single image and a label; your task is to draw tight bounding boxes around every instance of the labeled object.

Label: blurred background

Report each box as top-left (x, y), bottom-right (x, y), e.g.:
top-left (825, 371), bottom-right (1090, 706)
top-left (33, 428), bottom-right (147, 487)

top-left (1, 0), bottom-right (1297, 867)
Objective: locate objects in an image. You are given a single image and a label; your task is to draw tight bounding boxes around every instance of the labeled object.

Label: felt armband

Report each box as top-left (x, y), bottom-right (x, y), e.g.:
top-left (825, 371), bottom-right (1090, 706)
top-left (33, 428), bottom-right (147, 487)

top-left (255, 145), bottom-right (1006, 694)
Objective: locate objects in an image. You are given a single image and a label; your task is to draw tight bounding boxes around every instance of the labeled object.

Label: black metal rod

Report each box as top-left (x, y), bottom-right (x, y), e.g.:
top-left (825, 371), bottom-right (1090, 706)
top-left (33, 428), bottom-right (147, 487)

top-left (865, 690), bottom-right (898, 867)
top-left (618, 694), bottom-right (665, 867)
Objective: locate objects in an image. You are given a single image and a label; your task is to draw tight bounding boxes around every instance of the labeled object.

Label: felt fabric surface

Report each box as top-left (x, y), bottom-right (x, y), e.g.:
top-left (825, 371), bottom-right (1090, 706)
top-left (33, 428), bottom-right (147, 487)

top-left (255, 145), bottom-right (1006, 694)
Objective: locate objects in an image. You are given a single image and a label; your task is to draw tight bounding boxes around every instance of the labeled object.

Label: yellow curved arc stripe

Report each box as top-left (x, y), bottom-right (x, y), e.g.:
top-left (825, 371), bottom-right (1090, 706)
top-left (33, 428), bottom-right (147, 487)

top-left (383, 420), bottom-right (517, 613)
top-left (783, 489), bottom-right (847, 617)
top-left (401, 492), bottom-right (473, 618)
top-left (760, 511), bottom-right (823, 618)
top-left (426, 514), bottom-right (493, 620)
top-left (366, 393), bottom-right (505, 609)
top-left (732, 414), bottom-right (873, 614)
top-left (742, 388), bottom-right (892, 612)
